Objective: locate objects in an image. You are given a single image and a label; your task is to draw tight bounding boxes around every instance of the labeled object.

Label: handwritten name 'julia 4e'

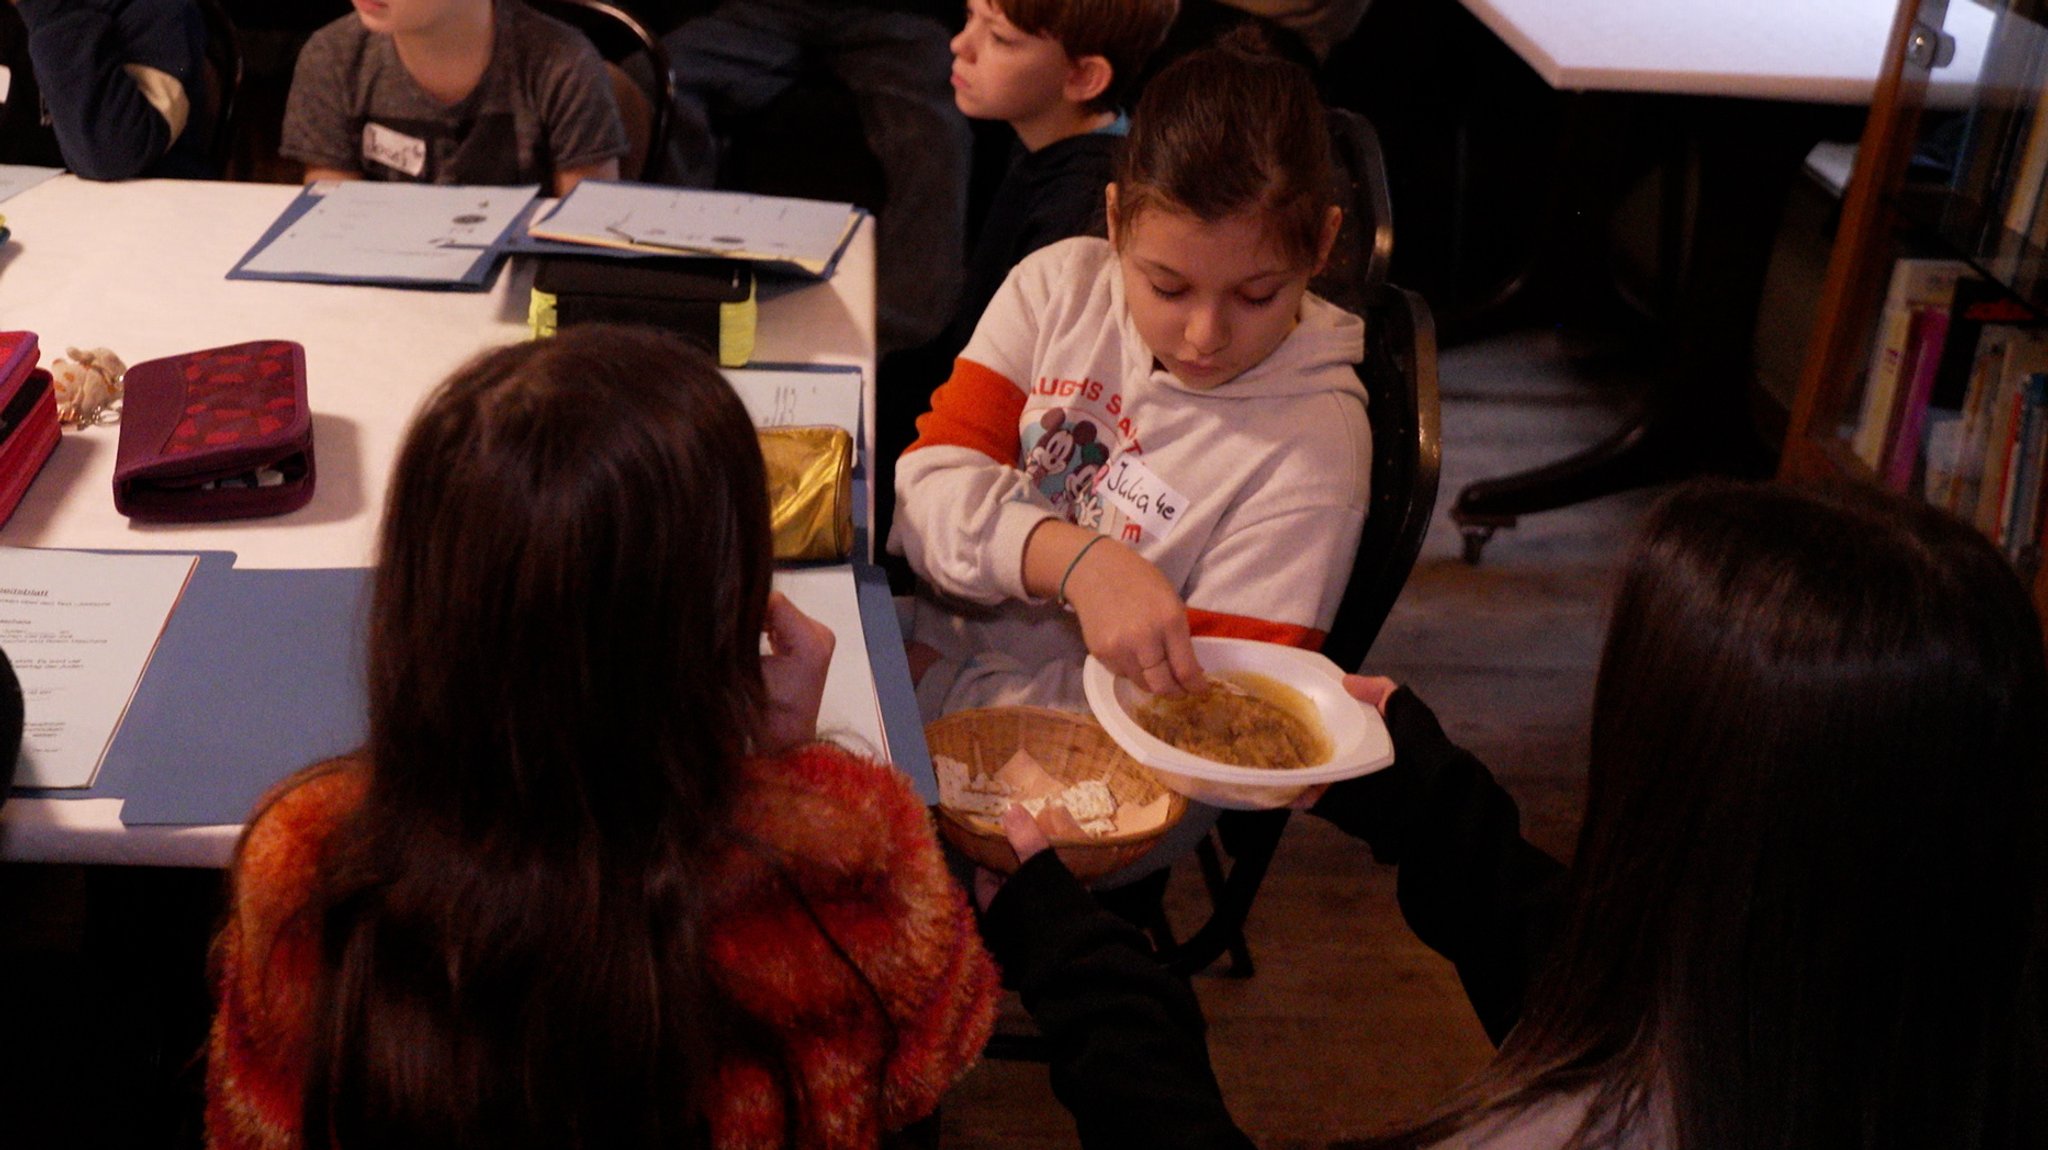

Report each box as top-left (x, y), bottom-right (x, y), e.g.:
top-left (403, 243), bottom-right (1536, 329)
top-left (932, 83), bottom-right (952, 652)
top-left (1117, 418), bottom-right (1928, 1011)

top-left (1097, 455), bottom-right (1191, 542)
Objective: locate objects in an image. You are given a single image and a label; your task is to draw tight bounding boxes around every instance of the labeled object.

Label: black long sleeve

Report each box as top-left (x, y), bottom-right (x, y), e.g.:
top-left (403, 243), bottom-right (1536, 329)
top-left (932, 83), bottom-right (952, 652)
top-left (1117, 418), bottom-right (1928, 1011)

top-left (975, 687), bottom-right (1569, 1146)
top-left (983, 851), bottom-right (1257, 1150)
top-left (16, 0), bottom-right (208, 181)
top-left (1309, 687), bottom-right (1570, 1044)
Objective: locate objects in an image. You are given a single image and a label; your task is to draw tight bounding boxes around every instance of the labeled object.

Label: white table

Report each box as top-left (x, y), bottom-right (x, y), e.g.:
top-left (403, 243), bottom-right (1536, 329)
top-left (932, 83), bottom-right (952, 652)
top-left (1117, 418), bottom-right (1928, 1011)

top-left (0, 176), bottom-right (880, 866)
top-left (0, 177), bottom-right (875, 566)
top-left (1460, 0), bottom-right (1991, 105)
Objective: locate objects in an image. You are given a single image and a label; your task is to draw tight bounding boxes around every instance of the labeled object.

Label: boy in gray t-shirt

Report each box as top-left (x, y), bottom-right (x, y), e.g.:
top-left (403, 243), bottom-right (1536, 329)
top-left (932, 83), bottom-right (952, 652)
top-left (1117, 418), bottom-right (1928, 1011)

top-left (282, 0), bottom-right (626, 195)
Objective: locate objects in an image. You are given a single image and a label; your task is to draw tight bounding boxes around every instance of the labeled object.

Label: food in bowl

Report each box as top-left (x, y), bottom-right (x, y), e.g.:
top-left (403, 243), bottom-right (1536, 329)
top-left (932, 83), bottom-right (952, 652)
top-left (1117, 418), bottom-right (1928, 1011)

top-left (935, 745), bottom-right (1173, 840)
top-left (1133, 671), bottom-right (1330, 769)
top-left (1083, 637), bottom-right (1396, 810)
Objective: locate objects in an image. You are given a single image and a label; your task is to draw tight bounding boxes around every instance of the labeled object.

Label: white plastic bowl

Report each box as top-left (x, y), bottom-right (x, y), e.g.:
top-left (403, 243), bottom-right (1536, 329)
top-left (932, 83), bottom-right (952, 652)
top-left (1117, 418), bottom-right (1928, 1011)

top-left (1082, 637), bottom-right (1396, 810)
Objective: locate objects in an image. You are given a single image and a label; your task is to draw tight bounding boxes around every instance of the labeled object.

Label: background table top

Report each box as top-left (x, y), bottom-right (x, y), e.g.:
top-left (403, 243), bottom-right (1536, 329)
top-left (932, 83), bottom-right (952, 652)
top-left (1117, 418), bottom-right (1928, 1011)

top-left (1460, 0), bottom-right (1992, 103)
top-left (0, 176), bottom-right (879, 866)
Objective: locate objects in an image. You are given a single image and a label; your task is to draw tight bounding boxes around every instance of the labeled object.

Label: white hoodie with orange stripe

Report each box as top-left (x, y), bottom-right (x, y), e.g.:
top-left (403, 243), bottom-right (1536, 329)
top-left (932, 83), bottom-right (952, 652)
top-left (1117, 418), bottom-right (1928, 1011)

top-left (891, 236), bottom-right (1370, 718)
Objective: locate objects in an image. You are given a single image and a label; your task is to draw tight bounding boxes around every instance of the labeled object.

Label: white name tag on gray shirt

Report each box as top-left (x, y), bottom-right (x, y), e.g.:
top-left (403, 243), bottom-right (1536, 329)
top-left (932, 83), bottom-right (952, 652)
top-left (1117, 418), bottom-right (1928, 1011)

top-left (362, 121), bottom-right (427, 177)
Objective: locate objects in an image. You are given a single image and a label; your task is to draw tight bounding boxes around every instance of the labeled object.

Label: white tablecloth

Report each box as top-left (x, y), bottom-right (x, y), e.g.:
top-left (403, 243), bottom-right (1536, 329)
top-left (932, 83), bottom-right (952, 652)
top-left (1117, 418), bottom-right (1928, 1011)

top-left (1460, 0), bottom-right (1990, 105)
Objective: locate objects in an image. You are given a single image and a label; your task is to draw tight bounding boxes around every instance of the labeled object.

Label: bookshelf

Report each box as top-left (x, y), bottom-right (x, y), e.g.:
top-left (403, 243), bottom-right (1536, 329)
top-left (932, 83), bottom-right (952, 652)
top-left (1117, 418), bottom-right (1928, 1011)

top-left (1784, 0), bottom-right (2048, 620)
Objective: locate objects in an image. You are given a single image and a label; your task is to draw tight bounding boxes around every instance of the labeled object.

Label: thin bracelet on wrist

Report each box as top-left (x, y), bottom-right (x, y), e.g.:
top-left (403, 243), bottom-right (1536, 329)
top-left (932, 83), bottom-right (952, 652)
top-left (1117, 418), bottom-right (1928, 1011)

top-left (1057, 534), bottom-right (1110, 607)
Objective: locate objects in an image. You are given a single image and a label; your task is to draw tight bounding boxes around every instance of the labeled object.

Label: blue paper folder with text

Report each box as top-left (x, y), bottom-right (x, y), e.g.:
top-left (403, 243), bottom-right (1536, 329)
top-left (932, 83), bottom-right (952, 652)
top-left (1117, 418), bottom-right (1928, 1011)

top-left (112, 563), bottom-right (370, 826)
top-left (228, 182), bottom-right (536, 291)
top-left (19, 558), bottom-right (925, 824)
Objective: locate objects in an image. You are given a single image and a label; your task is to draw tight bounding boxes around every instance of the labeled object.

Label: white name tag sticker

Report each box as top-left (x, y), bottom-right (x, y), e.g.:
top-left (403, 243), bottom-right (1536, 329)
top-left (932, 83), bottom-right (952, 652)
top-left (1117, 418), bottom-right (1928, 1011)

top-left (362, 121), bottom-right (427, 178)
top-left (1097, 455), bottom-right (1190, 542)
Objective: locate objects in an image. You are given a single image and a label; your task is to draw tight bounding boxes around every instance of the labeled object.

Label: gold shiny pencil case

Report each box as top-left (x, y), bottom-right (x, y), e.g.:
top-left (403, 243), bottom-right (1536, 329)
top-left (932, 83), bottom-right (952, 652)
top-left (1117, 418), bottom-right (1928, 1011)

top-left (760, 425), bottom-right (854, 561)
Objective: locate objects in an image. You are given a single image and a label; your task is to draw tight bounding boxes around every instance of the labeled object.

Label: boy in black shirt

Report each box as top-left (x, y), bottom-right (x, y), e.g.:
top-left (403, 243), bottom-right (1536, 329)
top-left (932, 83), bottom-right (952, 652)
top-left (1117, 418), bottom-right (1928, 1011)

top-left (875, 0), bottom-right (1176, 569)
top-left (944, 0), bottom-right (1178, 356)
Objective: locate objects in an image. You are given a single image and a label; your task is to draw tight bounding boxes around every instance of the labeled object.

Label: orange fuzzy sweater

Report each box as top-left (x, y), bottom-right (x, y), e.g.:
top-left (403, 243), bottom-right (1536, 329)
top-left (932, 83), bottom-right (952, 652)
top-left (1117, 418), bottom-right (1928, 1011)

top-left (205, 744), bottom-right (999, 1149)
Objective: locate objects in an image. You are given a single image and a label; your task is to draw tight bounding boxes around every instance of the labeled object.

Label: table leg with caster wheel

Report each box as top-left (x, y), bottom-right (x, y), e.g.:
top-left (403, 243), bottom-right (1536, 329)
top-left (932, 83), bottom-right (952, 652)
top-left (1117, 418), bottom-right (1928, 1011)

top-left (1448, 96), bottom-right (1828, 563)
top-left (1450, 407), bottom-right (1682, 563)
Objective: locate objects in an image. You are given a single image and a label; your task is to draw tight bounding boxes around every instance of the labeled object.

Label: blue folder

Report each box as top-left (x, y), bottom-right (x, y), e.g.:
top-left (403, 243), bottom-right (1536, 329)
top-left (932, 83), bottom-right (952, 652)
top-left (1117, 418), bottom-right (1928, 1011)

top-left (113, 564), bottom-right (371, 825)
top-left (856, 563), bottom-right (933, 803)
top-left (10, 555), bottom-right (929, 825)
top-left (226, 183), bottom-right (526, 292)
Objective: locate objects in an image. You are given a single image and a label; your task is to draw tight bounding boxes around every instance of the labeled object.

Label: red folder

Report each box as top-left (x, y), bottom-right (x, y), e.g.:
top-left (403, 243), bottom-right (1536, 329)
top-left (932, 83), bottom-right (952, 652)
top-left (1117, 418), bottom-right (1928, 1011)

top-left (0, 332), bottom-right (61, 529)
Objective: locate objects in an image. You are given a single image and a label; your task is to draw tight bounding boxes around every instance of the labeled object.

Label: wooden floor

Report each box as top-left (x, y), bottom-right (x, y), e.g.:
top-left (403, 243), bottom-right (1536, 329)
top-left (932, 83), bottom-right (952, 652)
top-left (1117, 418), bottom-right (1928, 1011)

top-left (941, 325), bottom-right (1665, 1148)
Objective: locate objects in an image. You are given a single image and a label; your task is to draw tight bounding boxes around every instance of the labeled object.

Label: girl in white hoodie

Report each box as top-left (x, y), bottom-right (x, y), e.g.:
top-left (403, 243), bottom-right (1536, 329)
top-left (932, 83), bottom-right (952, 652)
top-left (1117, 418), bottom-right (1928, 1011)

top-left (893, 29), bottom-right (1370, 718)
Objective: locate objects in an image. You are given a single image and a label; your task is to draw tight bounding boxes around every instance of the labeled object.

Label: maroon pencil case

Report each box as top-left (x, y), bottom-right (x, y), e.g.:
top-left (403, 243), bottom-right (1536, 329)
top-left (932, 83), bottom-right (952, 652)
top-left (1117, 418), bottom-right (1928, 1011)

top-left (0, 331), bottom-right (62, 529)
top-left (114, 340), bottom-right (314, 522)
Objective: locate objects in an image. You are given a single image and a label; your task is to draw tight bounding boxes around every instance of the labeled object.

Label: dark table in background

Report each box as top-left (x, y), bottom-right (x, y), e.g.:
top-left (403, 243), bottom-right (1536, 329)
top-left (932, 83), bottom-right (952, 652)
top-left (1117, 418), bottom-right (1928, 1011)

top-left (1436, 0), bottom-right (1989, 560)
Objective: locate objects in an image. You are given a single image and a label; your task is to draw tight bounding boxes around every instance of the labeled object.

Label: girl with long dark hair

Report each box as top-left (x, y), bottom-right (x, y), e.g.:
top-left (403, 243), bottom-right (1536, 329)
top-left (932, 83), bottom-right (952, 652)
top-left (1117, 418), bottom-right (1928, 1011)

top-left (205, 326), bottom-right (999, 1149)
top-left (982, 479), bottom-right (2048, 1148)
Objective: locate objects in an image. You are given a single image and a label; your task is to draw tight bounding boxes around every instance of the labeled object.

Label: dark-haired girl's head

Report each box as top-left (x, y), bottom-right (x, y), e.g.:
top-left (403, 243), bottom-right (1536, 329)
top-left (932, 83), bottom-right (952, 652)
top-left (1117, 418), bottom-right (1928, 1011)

top-left (1107, 29), bottom-right (1342, 391)
top-left (1111, 25), bottom-right (1334, 269)
top-left (1471, 480), bottom-right (2048, 1148)
top-left (368, 324), bottom-right (773, 852)
top-left (310, 327), bottom-right (773, 1146)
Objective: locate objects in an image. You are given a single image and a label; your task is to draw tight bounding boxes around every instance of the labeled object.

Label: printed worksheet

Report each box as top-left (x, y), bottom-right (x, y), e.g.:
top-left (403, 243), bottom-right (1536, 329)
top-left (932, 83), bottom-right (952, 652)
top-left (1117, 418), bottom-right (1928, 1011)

top-left (726, 365), bottom-right (863, 436)
top-left (238, 181), bottom-right (537, 282)
top-left (0, 548), bottom-right (199, 789)
top-left (530, 181), bottom-right (859, 273)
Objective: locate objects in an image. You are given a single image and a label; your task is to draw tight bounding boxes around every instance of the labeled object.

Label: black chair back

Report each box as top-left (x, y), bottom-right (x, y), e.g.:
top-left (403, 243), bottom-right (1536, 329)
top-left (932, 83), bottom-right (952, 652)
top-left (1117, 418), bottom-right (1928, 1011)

top-left (529, 0), bottom-right (674, 181)
top-left (0, 7), bottom-right (60, 167)
top-left (1322, 284), bottom-right (1442, 673)
top-left (195, 0), bottom-right (245, 175)
top-left (1312, 105), bottom-right (1438, 672)
top-left (1313, 106), bottom-right (1395, 318)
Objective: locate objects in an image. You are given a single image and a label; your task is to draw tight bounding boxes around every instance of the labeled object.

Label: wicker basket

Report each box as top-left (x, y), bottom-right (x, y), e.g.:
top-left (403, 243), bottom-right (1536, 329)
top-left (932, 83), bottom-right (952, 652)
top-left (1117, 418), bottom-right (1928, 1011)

top-left (928, 706), bottom-right (1186, 881)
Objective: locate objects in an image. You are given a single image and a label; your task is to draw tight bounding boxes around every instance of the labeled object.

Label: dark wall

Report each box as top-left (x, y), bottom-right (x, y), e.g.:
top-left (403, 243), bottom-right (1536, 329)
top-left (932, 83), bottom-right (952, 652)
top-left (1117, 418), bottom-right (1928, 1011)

top-left (1319, 0), bottom-right (1564, 336)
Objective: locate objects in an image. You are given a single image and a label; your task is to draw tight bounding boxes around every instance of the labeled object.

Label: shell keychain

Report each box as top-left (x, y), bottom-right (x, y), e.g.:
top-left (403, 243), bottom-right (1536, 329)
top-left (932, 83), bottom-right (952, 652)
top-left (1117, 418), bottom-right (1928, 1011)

top-left (49, 346), bottom-right (126, 428)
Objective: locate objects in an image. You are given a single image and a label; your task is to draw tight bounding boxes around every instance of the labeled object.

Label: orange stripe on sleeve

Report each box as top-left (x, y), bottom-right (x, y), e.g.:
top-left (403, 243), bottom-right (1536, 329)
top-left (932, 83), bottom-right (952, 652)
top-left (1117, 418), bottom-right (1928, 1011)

top-left (1187, 608), bottom-right (1325, 651)
top-left (905, 358), bottom-right (1027, 466)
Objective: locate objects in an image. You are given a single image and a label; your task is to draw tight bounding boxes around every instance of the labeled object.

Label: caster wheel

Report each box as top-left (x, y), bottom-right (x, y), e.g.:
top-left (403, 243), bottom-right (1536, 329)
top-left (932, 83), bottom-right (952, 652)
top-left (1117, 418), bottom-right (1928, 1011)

top-left (1459, 525), bottom-right (1495, 565)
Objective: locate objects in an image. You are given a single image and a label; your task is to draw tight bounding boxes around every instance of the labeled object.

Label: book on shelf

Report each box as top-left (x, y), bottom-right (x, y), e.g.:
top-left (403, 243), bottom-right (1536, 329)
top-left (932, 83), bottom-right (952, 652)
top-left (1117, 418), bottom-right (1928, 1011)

top-left (1933, 279), bottom-right (2037, 405)
top-left (1857, 266), bottom-right (2048, 552)
top-left (1852, 259), bottom-right (1972, 468)
top-left (1914, 280), bottom-right (2041, 501)
top-left (2002, 375), bottom-right (2048, 557)
top-left (1979, 337), bottom-right (2048, 539)
top-left (1924, 407), bottom-right (1967, 506)
top-left (1942, 326), bottom-right (2018, 513)
top-left (1881, 308), bottom-right (1951, 491)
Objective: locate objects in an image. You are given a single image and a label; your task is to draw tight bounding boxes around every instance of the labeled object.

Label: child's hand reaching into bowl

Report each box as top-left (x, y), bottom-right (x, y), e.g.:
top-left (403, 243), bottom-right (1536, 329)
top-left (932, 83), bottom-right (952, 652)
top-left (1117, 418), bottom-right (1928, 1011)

top-left (1064, 537), bottom-right (1208, 696)
top-left (1025, 520), bottom-right (1207, 696)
